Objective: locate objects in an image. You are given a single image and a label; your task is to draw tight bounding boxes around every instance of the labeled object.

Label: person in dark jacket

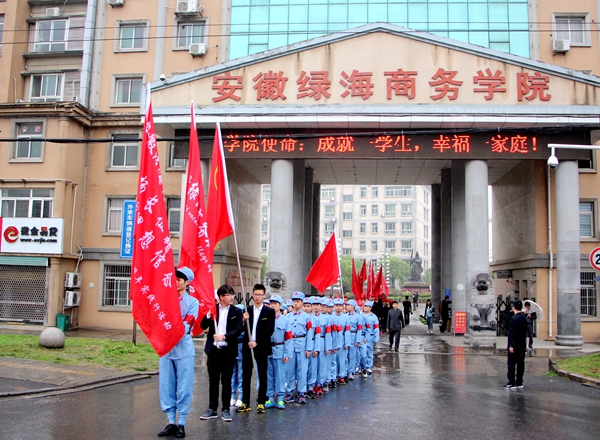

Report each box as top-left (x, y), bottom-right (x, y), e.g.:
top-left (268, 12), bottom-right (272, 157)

top-left (504, 300), bottom-right (528, 390)
top-left (523, 301), bottom-right (537, 351)
top-left (402, 296), bottom-right (412, 325)
top-left (387, 301), bottom-right (405, 352)
top-left (440, 295), bottom-right (450, 333)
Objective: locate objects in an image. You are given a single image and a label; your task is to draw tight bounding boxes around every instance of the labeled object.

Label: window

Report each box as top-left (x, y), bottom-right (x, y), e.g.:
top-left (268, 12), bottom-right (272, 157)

top-left (261, 223), bottom-right (268, 235)
top-left (424, 208), bottom-right (430, 220)
top-left (169, 144), bottom-right (187, 168)
top-left (401, 240), bottom-right (412, 253)
top-left (1, 189), bottom-right (53, 218)
top-left (580, 201), bottom-right (595, 238)
top-left (30, 74), bottom-right (63, 102)
top-left (424, 191), bottom-right (430, 206)
top-left (325, 205), bottom-right (336, 218)
top-left (360, 187), bottom-right (367, 198)
top-left (102, 264), bottom-right (131, 307)
top-left (554, 14), bottom-right (590, 46)
top-left (343, 194), bottom-right (353, 202)
top-left (385, 222), bottom-right (396, 235)
top-left (167, 198), bottom-right (181, 233)
top-left (371, 187), bottom-right (378, 197)
top-left (401, 204), bottom-right (412, 217)
top-left (261, 206), bottom-right (268, 216)
top-left (114, 76), bottom-right (143, 105)
top-left (385, 185), bottom-right (412, 197)
top-left (401, 222), bottom-right (413, 234)
top-left (359, 223), bottom-right (366, 234)
top-left (371, 222), bottom-right (378, 234)
top-left (581, 272), bottom-right (597, 316)
top-left (342, 230), bottom-right (352, 238)
top-left (13, 122), bottom-right (44, 160)
top-left (424, 243), bottom-right (429, 257)
top-left (111, 140), bottom-right (138, 169)
top-left (342, 248), bottom-right (352, 256)
top-left (343, 212), bottom-right (352, 220)
top-left (321, 187), bottom-right (335, 199)
top-left (35, 19), bottom-right (67, 52)
top-left (384, 240), bottom-right (396, 252)
top-left (324, 223), bottom-right (334, 234)
top-left (118, 21), bottom-right (147, 51)
top-left (371, 204), bottom-right (378, 216)
top-left (359, 241), bottom-right (366, 252)
top-left (262, 185), bottom-right (271, 201)
top-left (384, 204), bottom-right (396, 217)
top-left (360, 205), bottom-right (367, 216)
top-left (424, 225), bottom-right (430, 240)
top-left (106, 198), bottom-right (124, 233)
top-left (260, 240), bottom-right (267, 253)
top-left (177, 21), bottom-right (205, 48)
top-left (371, 241), bottom-right (378, 252)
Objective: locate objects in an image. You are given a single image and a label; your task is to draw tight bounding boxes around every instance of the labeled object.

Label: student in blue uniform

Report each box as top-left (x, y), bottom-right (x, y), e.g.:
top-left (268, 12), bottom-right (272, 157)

top-left (283, 291), bottom-right (314, 404)
top-left (344, 299), bottom-right (360, 381)
top-left (157, 267), bottom-right (199, 439)
top-left (333, 298), bottom-right (350, 385)
top-left (230, 303), bottom-right (245, 408)
top-left (362, 301), bottom-right (380, 377)
top-left (265, 295), bottom-right (290, 410)
top-left (306, 296), bottom-right (321, 398)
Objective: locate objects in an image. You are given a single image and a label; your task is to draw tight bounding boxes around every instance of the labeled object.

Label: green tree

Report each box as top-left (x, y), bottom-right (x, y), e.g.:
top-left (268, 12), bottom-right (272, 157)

top-left (423, 268), bottom-right (432, 285)
top-left (260, 255), bottom-right (268, 282)
top-left (340, 255), bottom-right (353, 293)
top-left (388, 257), bottom-right (410, 288)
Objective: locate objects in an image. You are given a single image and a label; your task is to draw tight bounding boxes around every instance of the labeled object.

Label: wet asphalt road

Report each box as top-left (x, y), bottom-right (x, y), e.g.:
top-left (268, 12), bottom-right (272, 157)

top-left (1, 336), bottom-right (600, 440)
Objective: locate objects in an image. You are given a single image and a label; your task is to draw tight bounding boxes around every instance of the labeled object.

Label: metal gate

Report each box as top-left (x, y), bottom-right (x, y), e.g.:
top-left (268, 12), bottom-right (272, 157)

top-left (0, 265), bottom-right (48, 324)
top-left (496, 294), bottom-right (512, 336)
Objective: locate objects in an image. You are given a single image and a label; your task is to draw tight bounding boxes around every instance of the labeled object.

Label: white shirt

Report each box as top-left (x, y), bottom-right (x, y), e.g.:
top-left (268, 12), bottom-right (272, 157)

top-left (214, 303), bottom-right (230, 347)
top-left (251, 304), bottom-right (263, 342)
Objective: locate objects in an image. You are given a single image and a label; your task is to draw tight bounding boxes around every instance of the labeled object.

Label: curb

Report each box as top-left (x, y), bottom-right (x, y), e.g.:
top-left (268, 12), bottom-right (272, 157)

top-left (0, 371), bottom-right (157, 400)
top-left (548, 358), bottom-right (600, 387)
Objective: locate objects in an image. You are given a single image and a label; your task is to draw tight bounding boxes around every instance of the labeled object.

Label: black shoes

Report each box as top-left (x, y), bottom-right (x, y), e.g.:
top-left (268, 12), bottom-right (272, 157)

top-left (175, 425), bottom-right (185, 438)
top-left (158, 424), bottom-right (177, 437)
top-left (503, 383), bottom-right (515, 390)
top-left (200, 409), bottom-right (218, 420)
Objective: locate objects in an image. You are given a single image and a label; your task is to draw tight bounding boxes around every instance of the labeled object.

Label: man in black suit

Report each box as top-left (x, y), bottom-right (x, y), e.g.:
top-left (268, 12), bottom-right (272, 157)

top-left (237, 284), bottom-right (275, 414)
top-left (387, 300), bottom-right (405, 352)
top-left (200, 285), bottom-right (243, 422)
top-left (504, 300), bottom-right (528, 390)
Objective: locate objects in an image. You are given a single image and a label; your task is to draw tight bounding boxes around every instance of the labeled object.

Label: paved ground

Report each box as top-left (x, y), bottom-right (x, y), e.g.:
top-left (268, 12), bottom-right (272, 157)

top-left (1, 319), bottom-right (600, 440)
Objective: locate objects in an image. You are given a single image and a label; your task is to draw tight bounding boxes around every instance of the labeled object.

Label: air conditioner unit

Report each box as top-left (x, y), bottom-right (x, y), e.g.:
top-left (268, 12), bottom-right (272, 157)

top-left (189, 42), bottom-right (206, 56)
top-left (108, 0), bottom-right (125, 6)
top-left (552, 39), bottom-right (570, 52)
top-left (262, 215), bottom-right (268, 222)
top-left (65, 272), bottom-right (81, 289)
top-left (65, 290), bottom-right (81, 307)
top-left (46, 7), bottom-right (61, 17)
top-left (177, 0), bottom-right (199, 14)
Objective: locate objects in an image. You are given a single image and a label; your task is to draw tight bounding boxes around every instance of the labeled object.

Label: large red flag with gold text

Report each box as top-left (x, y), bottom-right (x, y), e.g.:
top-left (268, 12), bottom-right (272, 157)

top-left (131, 92), bottom-right (184, 357)
top-left (206, 123), bottom-right (234, 246)
top-left (179, 102), bottom-right (215, 335)
top-left (306, 232), bottom-right (340, 292)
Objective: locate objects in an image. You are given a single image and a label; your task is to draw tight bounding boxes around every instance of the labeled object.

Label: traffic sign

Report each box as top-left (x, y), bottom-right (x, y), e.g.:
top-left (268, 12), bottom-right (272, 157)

top-left (589, 246), bottom-right (600, 271)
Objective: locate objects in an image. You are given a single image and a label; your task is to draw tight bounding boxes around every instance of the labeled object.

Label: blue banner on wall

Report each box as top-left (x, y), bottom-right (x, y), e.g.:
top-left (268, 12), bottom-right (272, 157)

top-left (120, 200), bottom-right (136, 259)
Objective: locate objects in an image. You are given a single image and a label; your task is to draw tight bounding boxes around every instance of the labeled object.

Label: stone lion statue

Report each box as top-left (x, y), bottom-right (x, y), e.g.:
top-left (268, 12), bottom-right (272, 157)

top-left (469, 273), bottom-right (496, 331)
top-left (264, 271), bottom-right (287, 297)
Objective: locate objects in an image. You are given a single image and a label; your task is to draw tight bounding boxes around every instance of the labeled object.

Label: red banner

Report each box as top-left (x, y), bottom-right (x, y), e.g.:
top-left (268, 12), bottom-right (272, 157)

top-left (306, 232), bottom-right (340, 292)
top-left (131, 92), bottom-right (184, 357)
top-left (179, 102), bottom-right (216, 335)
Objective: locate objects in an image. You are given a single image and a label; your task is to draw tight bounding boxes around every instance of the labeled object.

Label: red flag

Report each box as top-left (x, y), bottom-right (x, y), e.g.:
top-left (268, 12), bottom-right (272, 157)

top-left (373, 265), bottom-right (383, 300)
top-left (131, 92), bottom-right (184, 357)
top-left (306, 232), bottom-right (340, 292)
top-left (367, 260), bottom-right (375, 300)
top-left (206, 123), bottom-right (234, 245)
top-left (179, 102), bottom-right (216, 335)
top-left (358, 260), bottom-right (366, 299)
top-left (382, 271), bottom-right (390, 296)
top-left (351, 259), bottom-right (362, 302)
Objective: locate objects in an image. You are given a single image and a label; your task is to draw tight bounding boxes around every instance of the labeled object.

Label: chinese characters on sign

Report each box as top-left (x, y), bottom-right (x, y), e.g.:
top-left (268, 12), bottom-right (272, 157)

top-left (211, 68), bottom-right (551, 103)
top-left (0, 218), bottom-right (64, 254)
top-left (454, 311), bottom-right (467, 334)
top-left (120, 200), bottom-right (136, 259)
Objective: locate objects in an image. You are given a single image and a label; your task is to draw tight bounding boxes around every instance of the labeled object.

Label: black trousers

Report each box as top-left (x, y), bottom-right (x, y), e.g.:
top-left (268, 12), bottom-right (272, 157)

top-left (404, 310), bottom-right (411, 325)
top-left (440, 316), bottom-right (449, 333)
top-left (207, 348), bottom-right (237, 412)
top-left (507, 350), bottom-right (526, 386)
top-left (388, 330), bottom-right (401, 350)
top-left (242, 350), bottom-right (269, 405)
top-left (526, 323), bottom-right (534, 348)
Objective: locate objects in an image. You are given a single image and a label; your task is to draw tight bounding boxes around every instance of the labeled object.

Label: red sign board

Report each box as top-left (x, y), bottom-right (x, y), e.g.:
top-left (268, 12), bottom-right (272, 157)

top-left (454, 311), bottom-right (467, 334)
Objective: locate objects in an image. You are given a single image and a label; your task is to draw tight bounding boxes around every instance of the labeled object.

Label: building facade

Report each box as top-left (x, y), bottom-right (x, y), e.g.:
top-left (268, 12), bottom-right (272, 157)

top-left (0, 0), bottom-right (599, 344)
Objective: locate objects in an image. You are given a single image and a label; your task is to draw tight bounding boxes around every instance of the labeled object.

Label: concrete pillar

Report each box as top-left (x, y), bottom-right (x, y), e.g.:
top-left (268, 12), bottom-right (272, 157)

top-left (440, 169), bottom-right (452, 311)
top-left (47, 257), bottom-right (62, 326)
top-left (451, 161), bottom-right (466, 314)
top-left (302, 168), bottom-right (315, 295)
top-left (291, 160), bottom-right (306, 293)
top-left (555, 160), bottom-right (583, 347)
top-left (431, 184), bottom-right (442, 318)
top-left (269, 160), bottom-right (294, 298)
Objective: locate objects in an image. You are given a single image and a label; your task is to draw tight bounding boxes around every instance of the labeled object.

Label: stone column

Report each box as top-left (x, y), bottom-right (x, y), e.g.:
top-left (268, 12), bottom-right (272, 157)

top-left (431, 184), bottom-right (442, 318)
top-left (464, 160), bottom-right (492, 347)
top-left (555, 160), bottom-right (583, 346)
top-left (451, 162), bottom-right (466, 316)
top-left (269, 160), bottom-right (294, 299)
top-left (302, 168), bottom-right (315, 295)
top-left (291, 160), bottom-right (306, 293)
top-left (441, 169), bottom-right (452, 313)
top-left (47, 257), bottom-right (63, 326)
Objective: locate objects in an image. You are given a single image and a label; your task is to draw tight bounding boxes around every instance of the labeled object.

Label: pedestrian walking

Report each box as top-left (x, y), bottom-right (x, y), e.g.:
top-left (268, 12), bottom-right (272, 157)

top-left (387, 300), bottom-right (405, 351)
top-left (504, 300), bottom-right (528, 390)
top-left (523, 301), bottom-right (537, 353)
top-left (424, 299), bottom-right (434, 334)
top-left (402, 296), bottom-right (412, 325)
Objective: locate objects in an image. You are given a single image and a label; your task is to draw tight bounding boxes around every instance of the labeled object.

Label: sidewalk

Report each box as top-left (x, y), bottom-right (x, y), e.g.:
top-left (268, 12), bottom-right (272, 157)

top-left (1, 321), bottom-right (598, 399)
